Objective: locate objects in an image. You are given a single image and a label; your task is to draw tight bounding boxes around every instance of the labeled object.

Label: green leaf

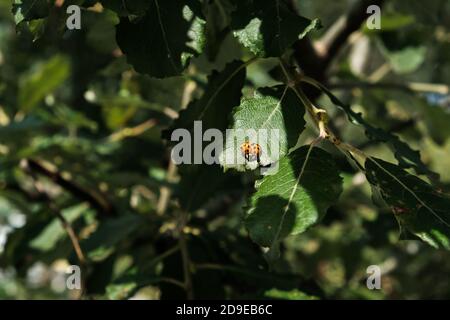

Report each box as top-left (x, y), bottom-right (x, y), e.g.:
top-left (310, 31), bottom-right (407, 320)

top-left (165, 59), bottom-right (246, 139)
top-left (245, 146), bottom-right (342, 249)
top-left (82, 215), bottom-right (143, 262)
top-left (27, 18), bottom-right (47, 41)
top-left (264, 288), bottom-right (319, 300)
top-left (177, 165), bottom-right (241, 211)
top-left (231, 0), bottom-right (320, 57)
top-left (363, 14), bottom-right (415, 33)
top-left (86, 10), bottom-right (119, 54)
top-left (219, 85), bottom-right (305, 170)
top-left (167, 60), bottom-right (246, 211)
top-left (106, 282), bottom-right (138, 300)
top-left (365, 157), bottom-right (450, 249)
top-left (116, 0), bottom-right (205, 78)
top-left (12, 0), bottom-right (49, 25)
top-left (29, 204), bottom-right (91, 252)
top-left (420, 102), bottom-right (450, 145)
top-left (100, 0), bottom-right (151, 17)
top-left (384, 46), bottom-right (426, 74)
top-left (204, 0), bottom-right (234, 60)
top-left (304, 77), bottom-right (436, 178)
top-left (19, 55), bottom-right (70, 112)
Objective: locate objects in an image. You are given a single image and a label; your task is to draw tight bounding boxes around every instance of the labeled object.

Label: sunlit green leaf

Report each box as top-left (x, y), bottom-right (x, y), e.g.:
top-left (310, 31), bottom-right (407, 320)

top-left (220, 85), bottom-right (305, 170)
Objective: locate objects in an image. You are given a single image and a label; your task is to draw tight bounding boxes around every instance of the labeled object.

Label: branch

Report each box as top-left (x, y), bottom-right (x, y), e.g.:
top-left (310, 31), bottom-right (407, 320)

top-left (156, 160), bottom-right (177, 216)
top-left (108, 119), bottom-right (157, 142)
top-left (329, 81), bottom-right (449, 95)
top-left (292, 0), bottom-right (385, 96)
top-left (356, 119), bottom-right (416, 150)
top-left (22, 159), bottom-right (115, 216)
top-left (54, 209), bottom-right (86, 265)
top-left (16, 169), bottom-right (88, 299)
top-left (317, 0), bottom-right (385, 68)
top-left (178, 221), bottom-right (194, 299)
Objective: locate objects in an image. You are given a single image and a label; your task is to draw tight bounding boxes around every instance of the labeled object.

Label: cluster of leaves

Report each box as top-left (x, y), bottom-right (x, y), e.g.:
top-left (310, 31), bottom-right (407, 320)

top-left (0, 0), bottom-right (449, 299)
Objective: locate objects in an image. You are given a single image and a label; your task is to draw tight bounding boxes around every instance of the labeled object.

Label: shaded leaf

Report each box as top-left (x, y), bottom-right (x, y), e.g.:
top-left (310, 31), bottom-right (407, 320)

top-left (100, 0), bottom-right (151, 17)
top-left (19, 55), bottom-right (70, 112)
top-left (82, 215), bottom-right (143, 261)
top-left (86, 10), bottom-right (119, 54)
top-left (29, 203), bottom-right (91, 252)
top-left (166, 60), bottom-right (246, 135)
top-left (245, 146), bottom-right (342, 249)
top-left (177, 165), bottom-right (241, 211)
top-left (365, 157), bottom-right (450, 249)
top-left (420, 102), bottom-right (450, 145)
top-left (116, 1), bottom-right (205, 78)
top-left (12, 0), bottom-right (49, 25)
top-left (264, 288), bottom-right (319, 300)
top-left (231, 0), bottom-right (320, 57)
top-left (167, 60), bottom-right (246, 211)
top-left (204, 0), bottom-right (234, 60)
top-left (305, 77), bottom-right (437, 177)
top-left (384, 46), bottom-right (426, 74)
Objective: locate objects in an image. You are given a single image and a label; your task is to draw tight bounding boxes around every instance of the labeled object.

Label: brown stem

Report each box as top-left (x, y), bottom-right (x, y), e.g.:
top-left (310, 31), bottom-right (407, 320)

top-left (23, 159), bottom-right (114, 216)
top-left (156, 160), bottom-right (178, 216)
top-left (317, 0), bottom-right (385, 69)
top-left (292, 0), bottom-right (385, 98)
top-left (19, 164), bottom-right (89, 299)
top-left (54, 210), bottom-right (86, 265)
top-left (178, 217), bottom-right (194, 299)
top-left (329, 81), bottom-right (449, 95)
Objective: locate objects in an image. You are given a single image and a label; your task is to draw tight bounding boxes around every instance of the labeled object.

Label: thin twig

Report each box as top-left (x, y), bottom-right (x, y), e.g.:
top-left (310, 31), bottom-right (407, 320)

top-left (178, 216), bottom-right (194, 299)
top-left (316, 0), bottom-right (385, 68)
top-left (108, 119), bottom-right (157, 142)
top-left (156, 160), bottom-right (177, 216)
top-left (329, 81), bottom-right (449, 95)
top-left (291, 0), bottom-right (385, 99)
top-left (54, 210), bottom-right (86, 265)
top-left (20, 162), bottom-right (89, 299)
top-left (158, 277), bottom-right (185, 289)
top-left (169, 75), bottom-right (199, 299)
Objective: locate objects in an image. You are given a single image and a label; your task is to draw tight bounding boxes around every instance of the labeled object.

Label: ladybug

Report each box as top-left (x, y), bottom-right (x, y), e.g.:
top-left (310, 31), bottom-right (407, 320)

top-left (240, 141), bottom-right (262, 163)
top-left (240, 141), bottom-right (252, 161)
top-left (250, 143), bottom-right (262, 163)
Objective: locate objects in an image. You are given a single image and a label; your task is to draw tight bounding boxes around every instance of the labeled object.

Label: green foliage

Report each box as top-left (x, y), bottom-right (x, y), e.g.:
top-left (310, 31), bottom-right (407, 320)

top-left (0, 0), bottom-right (449, 300)
top-left (220, 85), bottom-right (305, 170)
top-left (365, 158), bottom-right (450, 249)
top-left (245, 146), bottom-right (342, 254)
top-left (166, 60), bottom-right (246, 136)
top-left (19, 55), bottom-right (70, 112)
top-left (231, 0), bottom-right (320, 57)
top-left (12, 0), bottom-right (49, 24)
top-left (304, 77), bottom-right (437, 177)
top-left (116, 0), bottom-right (205, 78)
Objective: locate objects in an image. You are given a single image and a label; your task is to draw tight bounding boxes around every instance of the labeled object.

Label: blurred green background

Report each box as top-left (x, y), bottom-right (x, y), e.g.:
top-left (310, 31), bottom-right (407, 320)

top-left (0, 0), bottom-right (449, 299)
